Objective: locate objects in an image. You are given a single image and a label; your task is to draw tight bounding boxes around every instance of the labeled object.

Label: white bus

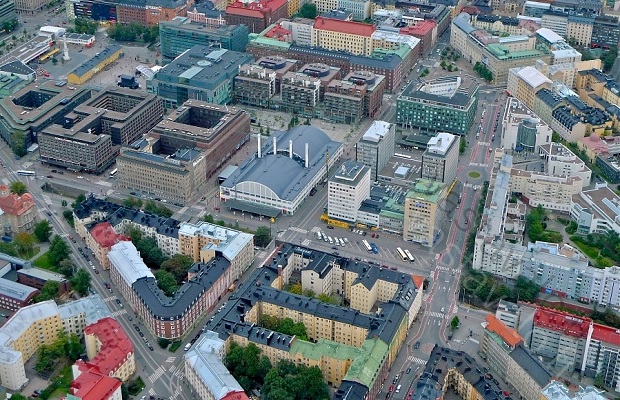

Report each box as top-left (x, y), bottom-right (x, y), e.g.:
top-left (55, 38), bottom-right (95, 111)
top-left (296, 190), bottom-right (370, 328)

top-left (109, 168), bottom-right (118, 178)
top-left (362, 239), bottom-right (372, 253)
top-left (404, 249), bottom-right (415, 262)
top-left (16, 170), bottom-right (35, 176)
top-left (396, 247), bottom-right (408, 261)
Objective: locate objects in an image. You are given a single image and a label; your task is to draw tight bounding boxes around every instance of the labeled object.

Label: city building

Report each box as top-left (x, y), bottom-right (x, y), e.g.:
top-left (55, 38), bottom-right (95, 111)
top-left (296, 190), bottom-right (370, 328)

top-left (67, 0), bottom-right (193, 25)
top-left (186, 5), bottom-right (226, 26)
top-left (567, 16), bottom-right (594, 46)
top-left (397, 75), bottom-right (480, 136)
top-left (471, 14), bottom-right (524, 36)
top-left (116, 147), bottom-right (207, 204)
top-left (279, 18), bottom-right (314, 46)
top-left (355, 121), bottom-right (395, 182)
top-left (327, 70), bottom-right (385, 121)
top-left (146, 100), bottom-right (251, 179)
top-left (0, 80), bottom-right (92, 154)
top-left (542, 381), bottom-right (606, 400)
top-left (403, 179), bottom-right (448, 246)
top-left (322, 80), bottom-right (366, 124)
top-left (147, 47), bottom-right (253, 108)
top-left (0, 276), bottom-right (38, 311)
top-left (591, 15), bottom-right (620, 49)
top-left (220, 126), bottom-right (343, 216)
top-left (480, 314), bottom-right (523, 381)
top-left (0, 59), bottom-right (34, 82)
top-left (67, 44), bottom-right (124, 85)
top-left (234, 64), bottom-right (277, 108)
top-left (313, 16), bottom-right (375, 56)
top-left (15, 263), bottom-right (69, 294)
top-left (597, 154), bottom-right (620, 183)
top-left (280, 71), bottom-right (322, 114)
top-left (539, 142), bottom-right (592, 185)
top-left (510, 169), bottom-right (583, 211)
top-left (421, 132), bottom-right (459, 184)
top-left (177, 220), bottom-right (255, 278)
top-left (159, 17), bottom-right (249, 60)
top-left (398, 20), bottom-right (438, 55)
top-left (502, 98), bottom-right (553, 153)
top-left (84, 221), bottom-right (131, 270)
top-left (184, 331), bottom-right (249, 400)
top-left (0, 296), bottom-right (111, 390)
top-left (571, 183), bottom-right (620, 235)
top-left (224, 0), bottom-right (288, 33)
top-left (69, 364), bottom-right (123, 400)
top-left (38, 87), bottom-right (163, 173)
top-left (0, 186), bottom-right (35, 235)
top-left (328, 161), bottom-right (371, 223)
top-left (507, 66), bottom-right (552, 110)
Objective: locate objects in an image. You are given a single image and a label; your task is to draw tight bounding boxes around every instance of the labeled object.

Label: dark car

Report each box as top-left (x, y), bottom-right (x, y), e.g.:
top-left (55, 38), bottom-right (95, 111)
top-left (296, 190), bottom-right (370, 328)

top-left (135, 326), bottom-right (140, 332)
top-left (46, 175), bottom-right (53, 178)
top-left (406, 367), bottom-right (412, 374)
top-left (414, 341), bottom-right (421, 349)
top-left (94, 270), bottom-right (99, 274)
top-left (78, 248), bottom-right (83, 252)
top-left (139, 331), bottom-right (144, 337)
top-left (148, 345), bottom-right (154, 351)
top-left (326, 225), bottom-right (334, 229)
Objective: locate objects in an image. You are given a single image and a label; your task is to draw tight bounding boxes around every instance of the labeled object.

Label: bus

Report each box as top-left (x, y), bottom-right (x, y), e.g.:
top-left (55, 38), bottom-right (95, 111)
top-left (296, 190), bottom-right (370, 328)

top-left (40, 48), bottom-right (59, 62)
top-left (396, 247), bottom-right (408, 261)
top-left (16, 170), bottom-right (35, 176)
top-left (109, 168), bottom-right (118, 178)
top-left (404, 249), bottom-right (415, 262)
top-left (362, 239), bottom-right (372, 253)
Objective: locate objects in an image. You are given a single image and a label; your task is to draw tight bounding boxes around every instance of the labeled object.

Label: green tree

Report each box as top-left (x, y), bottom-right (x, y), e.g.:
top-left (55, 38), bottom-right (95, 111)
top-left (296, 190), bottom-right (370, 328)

top-left (512, 276), bottom-right (540, 302)
top-left (71, 193), bottom-right (86, 209)
top-left (13, 232), bottom-right (35, 256)
top-left (9, 180), bottom-right (28, 195)
top-left (126, 225), bottom-right (143, 243)
top-left (123, 196), bottom-right (142, 209)
top-left (135, 236), bottom-right (167, 267)
top-left (0, 242), bottom-right (18, 256)
top-left (287, 282), bottom-right (302, 295)
top-left (154, 270), bottom-right (178, 296)
top-left (158, 337), bottom-right (171, 348)
top-left (263, 361), bottom-right (329, 400)
top-left (254, 226), bottom-right (272, 247)
top-left (459, 137), bottom-right (466, 154)
top-left (9, 394), bottom-right (28, 400)
top-left (317, 293), bottom-right (338, 305)
top-left (450, 316), bottom-right (460, 330)
top-left (226, 342), bottom-right (272, 393)
top-left (121, 384), bottom-right (130, 400)
top-left (34, 220), bottom-right (53, 242)
top-left (297, 3), bottom-right (317, 18)
top-left (70, 269), bottom-right (91, 296)
top-left (58, 258), bottom-right (75, 277)
top-left (34, 280), bottom-right (60, 302)
top-left (48, 235), bottom-right (72, 265)
top-left (161, 254), bottom-right (193, 282)
top-left (203, 214), bottom-right (214, 223)
top-left (63, 209), bottom-right (75, 227)
top-left (11, 132), bottom-right (27, 156)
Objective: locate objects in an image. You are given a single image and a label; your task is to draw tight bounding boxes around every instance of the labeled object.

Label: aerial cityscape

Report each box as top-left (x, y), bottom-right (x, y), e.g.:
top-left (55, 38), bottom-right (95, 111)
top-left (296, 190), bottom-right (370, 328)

top-left (0, 0), bottom-right (620, 398)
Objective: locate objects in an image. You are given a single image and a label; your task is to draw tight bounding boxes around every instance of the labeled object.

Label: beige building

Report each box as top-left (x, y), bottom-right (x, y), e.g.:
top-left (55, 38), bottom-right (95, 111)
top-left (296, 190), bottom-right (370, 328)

top-left (421, 132), bottom-right (460, 184)
top-left (403, 179), bottom-right (448, 246)
top-left (0, 186), bottom-right (36, 235)
top-left (539, 142), bottom-right (592, 186)
top-left (14, 0), bottom-right (49, 14)
top-left (567, 16), bottom-right (594, 47)
top-left (510, 170), bottom-right (583, 212)
top-left (84, 222), bottom-right (131, 270)
top-left (312, 16), bottom-right (375, 56)
top-left (507, 66), bottom-right (552, 110)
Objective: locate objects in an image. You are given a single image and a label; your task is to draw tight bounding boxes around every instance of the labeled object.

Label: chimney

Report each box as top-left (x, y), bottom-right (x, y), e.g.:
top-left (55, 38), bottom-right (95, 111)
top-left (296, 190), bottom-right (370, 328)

top-left (289, 140), bottom-right (293, 159)
top-left (273, 136), bottom-right (277, 155)
top-left (305, 143), bottom-right (309, 168)
top-left (257, 134), bottom-right (262, 158)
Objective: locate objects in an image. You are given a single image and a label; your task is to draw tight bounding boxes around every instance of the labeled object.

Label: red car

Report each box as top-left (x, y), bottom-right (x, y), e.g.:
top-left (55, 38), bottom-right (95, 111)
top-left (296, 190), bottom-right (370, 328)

top-left (389, 385), bottom-right (394, 393)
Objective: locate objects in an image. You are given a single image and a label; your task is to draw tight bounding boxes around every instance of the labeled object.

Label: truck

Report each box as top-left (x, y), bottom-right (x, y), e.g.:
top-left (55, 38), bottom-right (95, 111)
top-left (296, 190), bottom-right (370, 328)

top-left (117, 74), bottom-right (139, 89)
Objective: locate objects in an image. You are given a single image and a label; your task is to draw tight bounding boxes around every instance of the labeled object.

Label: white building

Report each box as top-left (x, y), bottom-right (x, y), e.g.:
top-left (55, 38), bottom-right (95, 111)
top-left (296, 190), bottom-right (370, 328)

top-left (571, 184), bottom-right (620, 235)
top-left (539, 142), bottom-right (592, 186)
top-left (421, 132), bottom-right (459, 184)
top-left (542, 381), bottom-right (606, 400)
top-left (328, 161), bottom-right (371, 223)
top-left (108, 241), bottom-right (154, 311)
top-left (355, 120), bottom-right (395, 182)
top-left (279, 18), bottom-right (314, 46)
top-left (501, 98), bottom-right (552, 154)
top-left (510, 169), bottom-right (583, 212)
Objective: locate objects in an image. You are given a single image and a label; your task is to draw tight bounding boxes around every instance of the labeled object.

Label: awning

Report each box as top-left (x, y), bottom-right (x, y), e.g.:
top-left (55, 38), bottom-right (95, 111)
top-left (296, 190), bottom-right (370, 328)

top-left (223, 199), bottom-right (281, 218)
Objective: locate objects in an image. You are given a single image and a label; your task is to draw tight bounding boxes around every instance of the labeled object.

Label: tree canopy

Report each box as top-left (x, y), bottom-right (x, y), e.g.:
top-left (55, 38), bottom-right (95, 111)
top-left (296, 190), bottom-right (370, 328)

top-left (161, 254), bottom-right (194, 283)
top-left (226, 342), bottom-right (272, 393)
top-left (34, 280), bottom-right (60, 302)
top-left (34, 220), bottom-right (53, 242)
top-left (135, 236), bottom-right (168, 267)
top-left (48, 235), bottom-right (72, 265)
top-left (297, 3), bottom-right (317, 18)
top-left (259, 316), bottom-right (308, 340)
top-left (254, 226), bottom-right (271, 247)
top-left (9, 181), bottom-right (27, 195)
top-left (70, 269), bottom-right (91, 296)
top-left (154, 270), bottom-right (178, 296)
top-left (262, 360), bottom-right (329, 400)
top-left (13, 232), bottom-right (35, 256)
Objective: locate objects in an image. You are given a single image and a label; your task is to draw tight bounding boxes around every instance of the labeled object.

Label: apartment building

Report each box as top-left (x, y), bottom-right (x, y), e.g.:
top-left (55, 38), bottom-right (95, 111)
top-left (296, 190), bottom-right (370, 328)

top-left (397, 75), bottom-right (479, 136)
top-left (471, 14), bottom-right (523, 36)
top-left (480, 314), bottom-right (524, 379)
top-left (591, 15), bottom-right (620, 49)
top-left (313, 17), bottom-right (375, 56)
top-left (280, 72), bottom-right (321, 114)
top-left (116, 147), bottom-right (207, 204)
top-left (84, 222), bottom-right (130, 270)
top-left (495, 300), bottom-right (537, 342)
top-left (0, 278), bottom-right (38, 311)
top-left (355, 121), bottom-right (395, 182)
top-left (539, 142), bottom-right (592, 185)
top-left (178, 221), bottom-right (254, 279)
top-left (234, 64), bottom-right (277, 108)
top-left (343, 70), bottom-right (385, 118)
top-left (502, 98), bottom-right (553, 153)
top-left (159, 17), bottom-right (249, 60)
top-left (510, 169), bottom-right (583, 211)
top-left (571, 183), bottom-right (620, 235)
top-left (328, 161), bottom-right (371, 223)
top-left (225, 0), bottom-right (288, 33)
top-left (322, 80), bottom-right (366, 124)
top-left (0, 187), bottom-right (35, 235)
top-left (403, 179), bottom-right (448, 246)
top-left (507, 66), bottom-right (552, 110)
top-left (147, 47), bottom-right (253, 108)
top-left (69, 364), bottom-right (122, 400)
top-left (0, 296), bottom-right (112, 390)
top-left (551, 106), bottom-right (587, 142)
top-left (567, 16), bottom-right (594, 46)
top-left (421, 132), bottom-right (459, 184)
top-left (542, 381), bottom-right (606, 400)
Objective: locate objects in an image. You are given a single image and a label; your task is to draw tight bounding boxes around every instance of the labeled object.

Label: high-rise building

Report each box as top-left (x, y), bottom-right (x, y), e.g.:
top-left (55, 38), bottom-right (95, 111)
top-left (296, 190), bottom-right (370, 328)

top-left (355, 121), bottom-right (395, 181)
top-left (328, 161), bottom-right (371, 223)
top-left (403, 179), bottom-right (448, 246)
top-left (421, 132), bottom-right (459, 184)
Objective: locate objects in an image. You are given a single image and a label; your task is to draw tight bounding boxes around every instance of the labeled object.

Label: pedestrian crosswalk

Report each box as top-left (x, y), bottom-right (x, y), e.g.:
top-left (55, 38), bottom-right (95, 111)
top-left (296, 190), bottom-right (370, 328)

top-left (149, 366), bottom-right (166, 383)
top-left (170, 388), bottom-right (181, 399)
top-left (424, 311), bottom-right (446, 319)
top-left (406, 355), bottom-right (427, 364)
top-left (110, 309), bottom-right (127, 317)
top-left (302, 239), bottom-right (311, 246)
top-left (148, 388), bottom-right (156, 396)
top-left (165, 356), bottom-right (176, 363)
top-left (289, 226), bottom-right (308, 234)
top-left (103, 295), bottom-right (117, 302)
top-left (435, 266), bottom-right (452, 272)
top-left (169, 364), bottom-right (177, 373)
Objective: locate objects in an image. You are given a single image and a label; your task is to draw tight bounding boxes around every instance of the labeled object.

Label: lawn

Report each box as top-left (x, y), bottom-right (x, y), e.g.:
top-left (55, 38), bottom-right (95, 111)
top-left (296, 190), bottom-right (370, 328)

top-left (570, 236), bottom-right (616, 268)
top-left (468, 171), bottom-right (481, 179)
top-left (33, 252), bottom-right (58, 272)
top-left (17, 246), bottom-right (40, 260)
top-left (169, 341), bottom-right (182, 352)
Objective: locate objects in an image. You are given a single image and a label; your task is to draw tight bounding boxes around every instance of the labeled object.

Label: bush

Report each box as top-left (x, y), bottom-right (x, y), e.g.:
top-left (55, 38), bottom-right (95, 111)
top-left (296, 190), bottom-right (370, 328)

top-left (169, 342), bottom-right (182, 352)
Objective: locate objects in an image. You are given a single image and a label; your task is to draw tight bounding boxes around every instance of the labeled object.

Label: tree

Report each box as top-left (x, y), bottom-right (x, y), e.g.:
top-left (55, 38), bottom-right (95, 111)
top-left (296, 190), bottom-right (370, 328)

top-left (450, 316), bottom-right (460, 331)
top-left (158, 338), bottom-right (171, 348)
top-left (512, 276), bottom-right (539, 302)
top-left (34, 280), bottom-right (60, 302)
top-left (135, 236), bottom-right (167, 267)
top-left (262, 360), bottom-right (329, 400)
top-left (48, 235), bottom-right (72, 265)
top-left (0, 242), bottom-right (17, 257)
top-left (70, 269), bottom-right (91, 296)
top-left (226, 342), bottom-right (272, 393)
top-left (126, 225), bottom-right (143, 243)
top-left (161, 254), bottom-right (193, 283)
top-left (9, 394), bottom-right (27, 400)
top-left (72, 193), bottom-right (86, 209)
top-left (254, 226), bottom-right (272, 247)
top-left (203, 214), bottom-right (214, 223)
top-left (287, 282), bottom-right (302, 295)
top-left (34, 220), bottom-right (53, 242)
top-left (63, 209), bottom-right (75, 227)
top-left (317, 293), bottom-right (338, 305)
top-left (123, 197), bottom-right (142, 209)
top-left (9, 181), bottom-right (28, 195)
top-left (459, 137), bottom-right (466, 154)
top-left (154, 270), bottom-right (178, 296)
top-left (58, 259), bottom-right (75, 277)
top-left (297, 3), bottom-right (317, 18)
top-left (13, 232), bottom-right (35, 256)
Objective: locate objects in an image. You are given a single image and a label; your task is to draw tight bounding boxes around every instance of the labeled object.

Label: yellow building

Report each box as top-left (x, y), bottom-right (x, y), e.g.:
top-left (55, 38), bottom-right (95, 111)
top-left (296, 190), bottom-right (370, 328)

top-left (287, 0), bottom-right (299, 16)
top-left (313, 16), bottom-right (375, 56)
top-left (507, 66), bottom-right (552, 110)
top-left (566, 17), bottom-right (594, 47)
top-left (67, 44), bottom-right (123, 85)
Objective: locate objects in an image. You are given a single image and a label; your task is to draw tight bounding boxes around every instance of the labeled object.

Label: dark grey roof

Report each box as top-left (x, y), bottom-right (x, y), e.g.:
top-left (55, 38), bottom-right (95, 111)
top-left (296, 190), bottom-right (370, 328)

top-left (132, 256), bottom-right (230, 319)
top-left (411, 373), bottom-right (443, 400)
top-left (536, 88), bottom-right (563, 108)
top-left (0, 59), bottom-right (35, 76)
top-left (350, 53), bottom-right (402, 70)
top-left (368, 302), bottom-right (407, 344)
top-left (400, 76), bottom-right (478, 108)
top-left (70, 44), bottom-right (122, 78)
top-left (476, 14), bottom-right (519, 26)
top-left (509, 344), bottom-right (553, 388)
top-left (117, 0), bottom-right (187, 8)
top-left (334, 381), bottom-right (370, 400)
top-left (565, 95), bottom-right (589, 112)
top-left (221, 126), bottom-right (342, 202)
top-left (552, 106), bottom-right (582, 129)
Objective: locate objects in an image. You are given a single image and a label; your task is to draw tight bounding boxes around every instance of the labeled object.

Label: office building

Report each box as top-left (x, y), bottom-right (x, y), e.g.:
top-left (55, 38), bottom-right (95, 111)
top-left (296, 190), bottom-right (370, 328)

top-left (279, 72), bottom-right (321, 114)
top-left (507, 66), bottom-right (552, 110)
top-left (313, 16), bottom-right (375, 56)
top-left (471, 14), bottom-right (524, 36)
top-left (67, 0), bottom-right (192, 25)
top-left (523, 1), bottom-right (551, 18)
top-left (591, 15), bottom-right (620, 49)
top-left (84, 222), bottom-right (131, 270)
top-left (542, 381), bottom-right (606, 400)
top-left (421, 132), bottom-right (459, 184)
top-left (159, 17), bottom-right (249, 60)
top-left (597, 155), bottom-right (620, 183)
top-left (220, 126), bottom-right (343, 216)
top-left (0, 186), bottom-right (35, 235)
top-left (480, 315), bottom-right (523, 382)
top-left (397, 75), bottom-right (479, 136)
top-left (571, 183), bottom-right (620, 235)
top-left (225, 0), bottom-right (288, 33)
top-left (328, 161), bottom-right (371, 223)
top-left (0, 296), bottom-right (111, 390)
top-left (355, 121), bottom-right (395, 181)
top-left (510, 169), bottom-right (583, 211)
top-left (234, 64), bottom-right (277, 108)
top-left (0, 275), bottom-right (38, 311)
top-left (0, 0), bottom-right (15, 28)
top-left (147, 47), bottom-right (254, 108)
top-left (329, 70), bottom-right (385, 121)
top-left (147, 101), bottom-right (251, 179)
top-left (502, 98), bottom-right (553, 153)
top-left (116, 147), bottom-right (207, 204)
top-left (539, 142), bottom-right (592, 185)
top-left (566, 16), bottom-right (594, 46)
top-left (403, 179), bottom-right (448, 246)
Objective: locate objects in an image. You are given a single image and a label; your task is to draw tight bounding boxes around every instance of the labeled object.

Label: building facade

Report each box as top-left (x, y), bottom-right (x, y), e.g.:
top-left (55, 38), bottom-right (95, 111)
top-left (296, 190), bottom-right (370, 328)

top-left (328, 161), bottom-right (371, 223)
top-left (421, 132), bottom-right (459, 184)
top-left (355, 121), bottom-right (395, 182)
top-left (403, 179), bottom-right (448, 246)
top-left (0, 187), bottom-right (35, 235)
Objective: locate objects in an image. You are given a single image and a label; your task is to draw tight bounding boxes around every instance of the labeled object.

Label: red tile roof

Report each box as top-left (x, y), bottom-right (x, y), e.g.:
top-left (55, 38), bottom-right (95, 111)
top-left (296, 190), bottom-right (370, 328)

top-left (226, 0), bottom-right (287, 16)
top-left (83, 317), bottom-right (134, 376)
top-left (592, 323), bottom-right (620, 347)
top-left (264, 23), bottom-right (292, 40)
top-left (89, 222), bottom-right (131, 249)
top-left (71, 365), bottom-right (122, 400)
top-left (221, 391), bottom-right (251, 400)
top-left (485, 314), bottom-right (523, 347)
top-left (0, 189), bottom-right (35, 216)
top-left (313, 16), bottom-right (376, 37)
top-left (533, 307), bottom-right (591, 339)
top-left (411, 275), bottom-right (424, 290)
top-left (399, 20), bottom-right (437, 37)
